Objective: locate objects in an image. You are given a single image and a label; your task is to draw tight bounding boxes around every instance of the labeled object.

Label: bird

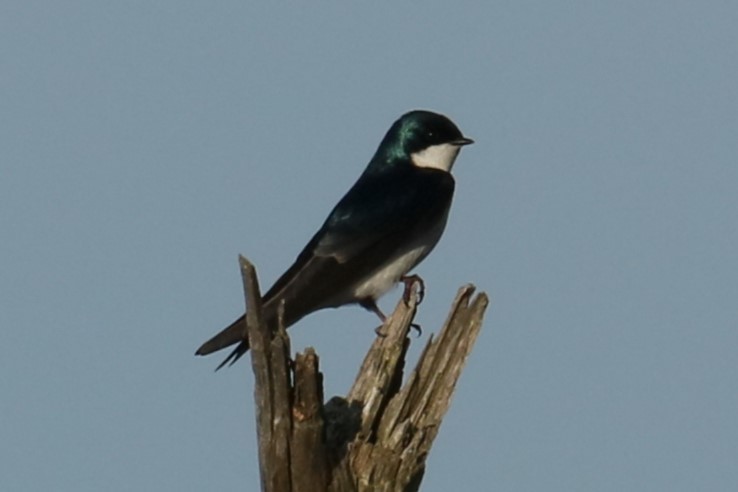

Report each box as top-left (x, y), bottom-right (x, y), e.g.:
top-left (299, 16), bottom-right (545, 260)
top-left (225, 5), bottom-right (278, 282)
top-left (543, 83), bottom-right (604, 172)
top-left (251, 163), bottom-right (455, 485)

top-left (196, 110), bottom-right (473, 369)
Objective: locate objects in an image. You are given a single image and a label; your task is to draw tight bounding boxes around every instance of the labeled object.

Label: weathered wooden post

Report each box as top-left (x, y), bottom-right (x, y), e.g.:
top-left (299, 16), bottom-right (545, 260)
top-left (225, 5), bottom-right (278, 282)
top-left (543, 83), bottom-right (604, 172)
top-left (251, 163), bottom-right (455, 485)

top-left (238, 256), bottom-right (488, 491)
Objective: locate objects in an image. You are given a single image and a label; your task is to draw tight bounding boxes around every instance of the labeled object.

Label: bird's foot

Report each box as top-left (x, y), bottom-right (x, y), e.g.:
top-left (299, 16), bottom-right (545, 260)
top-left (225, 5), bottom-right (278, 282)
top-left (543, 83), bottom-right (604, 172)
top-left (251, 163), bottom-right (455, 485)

top-left (410, 323), bottom-right (422, 337)
top-left (374, 325), bottom-right (387, 337)
top-left (360, 298), bottom-right (387, 323)
top-left (361, 298), bottom-right (389, 338)
top-left (401, 274), bottom-right (425, 305)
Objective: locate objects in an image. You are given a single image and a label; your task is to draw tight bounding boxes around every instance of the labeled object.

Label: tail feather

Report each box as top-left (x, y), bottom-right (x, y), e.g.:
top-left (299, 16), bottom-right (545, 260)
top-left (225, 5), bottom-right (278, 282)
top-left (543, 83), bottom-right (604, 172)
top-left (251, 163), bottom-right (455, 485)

top-left (214, 341), bottom-right (250, 371)
top-left (195, 315), bottom-right (248, 356)
top-left (196, 296), bottom-right (291, 369)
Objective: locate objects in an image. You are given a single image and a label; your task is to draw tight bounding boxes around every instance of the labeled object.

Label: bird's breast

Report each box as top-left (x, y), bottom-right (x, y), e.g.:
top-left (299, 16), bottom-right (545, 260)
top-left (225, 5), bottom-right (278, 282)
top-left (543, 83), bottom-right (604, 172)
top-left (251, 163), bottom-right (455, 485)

top-left (349, 210), bottom-right (449, 301)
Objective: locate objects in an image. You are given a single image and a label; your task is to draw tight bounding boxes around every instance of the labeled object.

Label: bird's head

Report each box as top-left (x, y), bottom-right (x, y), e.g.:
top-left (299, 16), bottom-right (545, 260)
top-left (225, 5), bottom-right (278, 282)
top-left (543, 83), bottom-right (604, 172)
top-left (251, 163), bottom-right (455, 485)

top-left (373, 110), bottom-right (474, 173)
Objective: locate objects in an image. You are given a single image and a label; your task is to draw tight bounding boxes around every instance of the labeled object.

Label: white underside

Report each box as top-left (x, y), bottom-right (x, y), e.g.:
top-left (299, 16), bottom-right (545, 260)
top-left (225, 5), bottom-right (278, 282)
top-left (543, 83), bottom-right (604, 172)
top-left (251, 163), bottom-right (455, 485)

top-left (350, 244), bottom-right (429, 300)
top-left (349, 207), bottom-right (450, 301)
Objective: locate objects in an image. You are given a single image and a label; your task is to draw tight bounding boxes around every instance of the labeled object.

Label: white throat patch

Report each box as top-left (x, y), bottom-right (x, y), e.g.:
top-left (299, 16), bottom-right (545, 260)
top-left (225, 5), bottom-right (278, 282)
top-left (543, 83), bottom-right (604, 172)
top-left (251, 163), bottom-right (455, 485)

top-left (410, 143), bottom-right (462, 172)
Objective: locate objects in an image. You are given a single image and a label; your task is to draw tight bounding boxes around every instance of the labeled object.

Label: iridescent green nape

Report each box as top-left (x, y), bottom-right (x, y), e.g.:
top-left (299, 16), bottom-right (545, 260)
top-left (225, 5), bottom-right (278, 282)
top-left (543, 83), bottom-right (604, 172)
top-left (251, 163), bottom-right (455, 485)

top-left (384, 117), bottom-right (419, 161)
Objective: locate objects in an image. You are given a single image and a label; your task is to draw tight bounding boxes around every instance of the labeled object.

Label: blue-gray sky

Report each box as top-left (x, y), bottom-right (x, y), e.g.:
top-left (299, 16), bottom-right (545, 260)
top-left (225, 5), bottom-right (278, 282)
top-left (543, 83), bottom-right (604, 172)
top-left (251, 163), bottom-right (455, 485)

top-left (2, 2), bottom-right (737, 490)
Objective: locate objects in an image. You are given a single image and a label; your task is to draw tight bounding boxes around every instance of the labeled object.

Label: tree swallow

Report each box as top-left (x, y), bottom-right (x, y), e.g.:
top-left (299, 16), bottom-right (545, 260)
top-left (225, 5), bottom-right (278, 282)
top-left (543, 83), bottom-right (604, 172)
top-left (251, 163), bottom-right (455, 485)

top-left (196, 110), bottom-right (473, 369)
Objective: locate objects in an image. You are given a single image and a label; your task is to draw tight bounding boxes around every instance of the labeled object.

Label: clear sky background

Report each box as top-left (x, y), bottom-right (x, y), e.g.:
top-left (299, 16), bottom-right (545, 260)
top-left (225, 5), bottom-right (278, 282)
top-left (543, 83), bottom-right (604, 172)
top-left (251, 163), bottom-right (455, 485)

top-left (2, 2), bottom-right (737, 491)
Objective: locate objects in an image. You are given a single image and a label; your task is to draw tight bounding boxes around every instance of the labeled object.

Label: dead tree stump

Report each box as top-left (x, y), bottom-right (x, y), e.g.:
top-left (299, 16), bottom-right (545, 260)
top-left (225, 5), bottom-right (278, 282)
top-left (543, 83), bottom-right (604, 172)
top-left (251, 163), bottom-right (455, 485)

top-left (237, 256), bottom-right (488, 492)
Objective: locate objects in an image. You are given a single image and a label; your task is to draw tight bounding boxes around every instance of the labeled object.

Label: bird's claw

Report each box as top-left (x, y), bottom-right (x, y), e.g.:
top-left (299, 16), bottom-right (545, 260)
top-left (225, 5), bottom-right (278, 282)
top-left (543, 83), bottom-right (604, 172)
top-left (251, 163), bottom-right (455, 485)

top-left (374, 325), bottom-right (387, 337)
top-left (401, 274), bottom-right (425, 305)
top-left (376, 322), bottom-right (420, 339)
top-left (410, 323), bottom-right (422, 337)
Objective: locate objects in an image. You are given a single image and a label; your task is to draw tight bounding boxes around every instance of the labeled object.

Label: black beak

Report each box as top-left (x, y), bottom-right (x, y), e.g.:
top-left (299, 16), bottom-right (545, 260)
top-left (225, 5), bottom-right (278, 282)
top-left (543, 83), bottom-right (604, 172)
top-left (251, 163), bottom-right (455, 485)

top-left (453, 137), bottom-right (474, 146)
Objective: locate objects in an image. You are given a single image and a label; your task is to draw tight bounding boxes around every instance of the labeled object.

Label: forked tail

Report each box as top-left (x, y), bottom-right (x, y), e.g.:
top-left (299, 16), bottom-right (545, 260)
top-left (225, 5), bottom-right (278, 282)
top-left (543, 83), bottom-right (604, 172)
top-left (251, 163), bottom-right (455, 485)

top-left (195, 315), bottom-right (250, 370)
